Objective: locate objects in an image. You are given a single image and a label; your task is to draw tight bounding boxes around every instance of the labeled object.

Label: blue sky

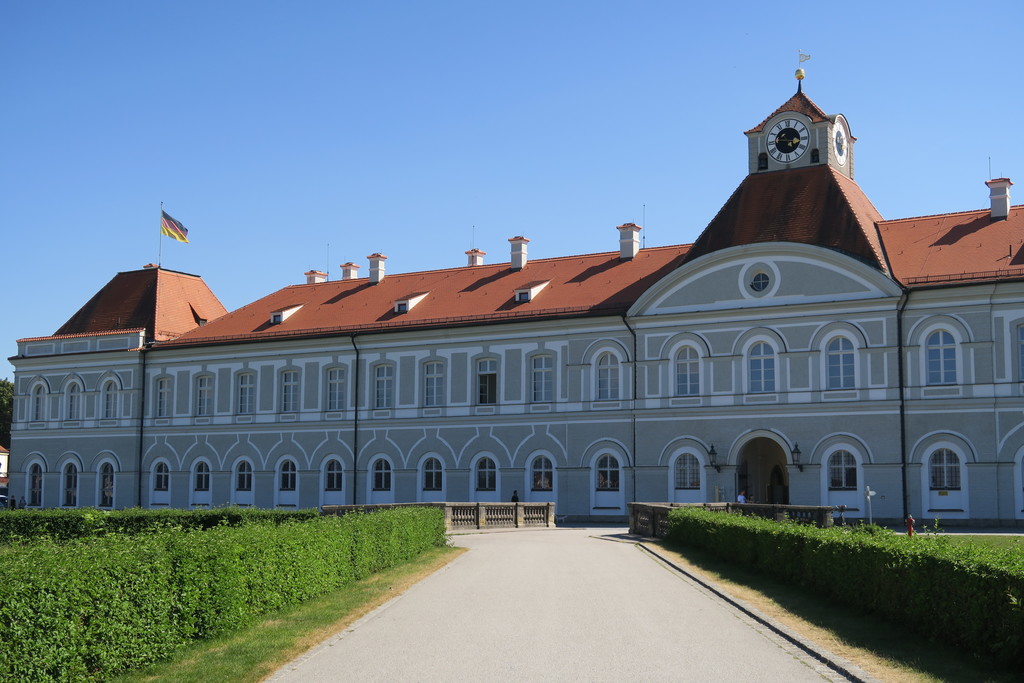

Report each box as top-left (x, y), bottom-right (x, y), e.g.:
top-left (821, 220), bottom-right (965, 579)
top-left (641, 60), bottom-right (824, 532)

top-left (3, 1), bottom-right (1022, 379)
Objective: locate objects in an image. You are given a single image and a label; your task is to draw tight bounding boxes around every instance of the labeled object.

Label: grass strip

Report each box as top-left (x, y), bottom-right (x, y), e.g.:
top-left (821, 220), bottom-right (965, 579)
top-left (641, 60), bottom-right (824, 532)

top-left (113, 546), bottom-right (465, 683)
top-left (653, 540), bottom-right (1018, 683)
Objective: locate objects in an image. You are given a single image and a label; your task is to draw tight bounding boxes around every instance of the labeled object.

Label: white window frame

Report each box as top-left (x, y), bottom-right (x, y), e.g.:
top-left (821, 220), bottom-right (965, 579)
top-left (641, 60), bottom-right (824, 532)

top-left (153, 461), bottom-right (170, 492)
top-left (65, 381), bottom-right (82, 420)
top-left (825, 337), bottom-right (856, 390)
top-left (477, 359), bottom-right (498, 405)
top-left (531, 455), bottom-right (554, 491)
top-left (596, 454), bottom-right (620, 491)
top-left (326, 367), bottom-right (346, 411)
top-left (63, 462), bottom-right (79, 507)
top-left (101, 380), bottom-right (118, 419)
top-left (748, 341), bottom-right (776, 393)
top-left (926, 330), bottom-right (957, 385)
top-left (98, 461), bottom-right (115, 508)
top-left (31, 384), bottom-right (46, 421)
top-left (531, 354), bottom-right (554, 403)
top-left (674, 347), bottom-right (700, 396)
top-left (596, 352), bottom-right (620, 400)
top-left (423, 360), bottom-right (445, 407)
top-left (423, 457), bottom-right (443, 491)
top-left (237, 372), bottom-right (255, 414)
top-left (324, 459), bottom-right (343, 491)
top-left (235, 460), bottom-right (253, 492)
top-left (194, 462), bottom-right (211, 492)
top-left (929, 448), bottom-right (961, 490)
top-left (372, 459), bottom-right (392, 491)
top-left (195, 375), bottom-right (213, 416)
top-left (280, 370), bottom-right (300, 413)
top-left (475, 456), bottom-right (497, 491)
top-left (28, 462), bottom-right (43, 506)
top-left (827, 449), bottom-right (858, 490)
top-left (374, 364), bottom-right (394, 409)
top-left (279, 460), bottom-right (297, 492)
top-left (674, 453), bottom-right (700, 490)
top-left (155, 377), bottom-right (172, 418)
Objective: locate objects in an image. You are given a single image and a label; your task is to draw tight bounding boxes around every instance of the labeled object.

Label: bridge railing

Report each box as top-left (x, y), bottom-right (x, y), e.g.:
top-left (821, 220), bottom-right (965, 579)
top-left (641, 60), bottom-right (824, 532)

top-left (629, 502), bottom-right (835, 537)
top-left (322, 502), bottom-right (556, 531)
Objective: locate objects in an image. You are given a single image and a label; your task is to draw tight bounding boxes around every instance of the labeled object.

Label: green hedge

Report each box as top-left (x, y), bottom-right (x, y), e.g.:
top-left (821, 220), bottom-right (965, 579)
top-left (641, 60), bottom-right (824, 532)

top-left (0, 507), bottom-right (321, 544)
top-left (665, 508), bottom-right (1024, 662)
top-left (0, 507), bottom-right (446, 681)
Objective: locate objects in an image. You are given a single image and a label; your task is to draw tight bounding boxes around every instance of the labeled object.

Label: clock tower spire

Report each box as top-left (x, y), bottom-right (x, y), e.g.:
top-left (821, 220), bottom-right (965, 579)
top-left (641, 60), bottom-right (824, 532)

top-left (744, 70), bottom-right (854, 179)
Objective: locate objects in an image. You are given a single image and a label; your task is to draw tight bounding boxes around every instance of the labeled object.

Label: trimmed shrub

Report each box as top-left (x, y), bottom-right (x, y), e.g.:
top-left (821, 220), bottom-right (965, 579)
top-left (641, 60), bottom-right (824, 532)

top-left (665, 508), bottom-right (1024, 663)
top-left (0, 507), bottom-right (321, 544)
top-left (0, 507), bottom-right (446, 681)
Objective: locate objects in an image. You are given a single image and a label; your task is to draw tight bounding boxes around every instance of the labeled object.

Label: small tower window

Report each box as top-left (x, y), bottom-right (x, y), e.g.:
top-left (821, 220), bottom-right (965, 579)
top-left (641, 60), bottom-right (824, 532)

top-left (757, 152), bottom-right (768, 170)
top-left (811, 148), bottom-right (820, 163)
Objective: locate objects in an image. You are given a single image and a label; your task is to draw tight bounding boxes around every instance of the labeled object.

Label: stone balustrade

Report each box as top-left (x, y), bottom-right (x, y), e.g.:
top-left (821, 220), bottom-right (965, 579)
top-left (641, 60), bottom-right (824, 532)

top-left (629, 501), bottom-right (835, 537)
top-left (322, 501), bottom-right (556, 531)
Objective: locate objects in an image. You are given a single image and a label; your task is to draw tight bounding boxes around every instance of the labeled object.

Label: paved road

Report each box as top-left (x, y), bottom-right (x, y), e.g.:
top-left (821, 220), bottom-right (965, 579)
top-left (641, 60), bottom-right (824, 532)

top-left (271, 528), bottom-right (848, 682)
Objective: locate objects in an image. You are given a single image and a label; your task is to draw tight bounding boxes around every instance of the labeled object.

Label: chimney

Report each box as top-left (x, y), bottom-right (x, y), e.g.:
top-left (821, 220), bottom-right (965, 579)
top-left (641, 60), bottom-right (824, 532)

top-left (466, 248), bottom-right (486, 267)
top-left (368, 253), bottom-right (387, 284)
top-left (340, 262), bottom-right (360, 280)
top-left (305, 269), bottom-right (327, 284)
top-left (986, 178), bottom-right (1013, 219)
top-left (509, 236), bottom-right (530, 271)
top-left (617, 223), bottom-right (641, 260)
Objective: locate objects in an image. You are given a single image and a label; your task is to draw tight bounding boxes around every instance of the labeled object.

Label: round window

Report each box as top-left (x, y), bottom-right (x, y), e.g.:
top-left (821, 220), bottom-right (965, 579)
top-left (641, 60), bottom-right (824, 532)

top-left (750, 272), bottom-right (770, 292)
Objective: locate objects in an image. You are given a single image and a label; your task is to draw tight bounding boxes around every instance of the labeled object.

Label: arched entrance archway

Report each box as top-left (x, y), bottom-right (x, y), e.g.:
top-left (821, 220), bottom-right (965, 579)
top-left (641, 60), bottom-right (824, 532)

top-left (737, 437), bottom-right (788, 504)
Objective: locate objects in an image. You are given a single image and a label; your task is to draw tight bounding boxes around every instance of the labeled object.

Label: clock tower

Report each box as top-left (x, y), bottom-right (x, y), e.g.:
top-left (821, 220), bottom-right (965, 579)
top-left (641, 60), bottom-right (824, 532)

top-left (744, 70), bottom-right (854, 179)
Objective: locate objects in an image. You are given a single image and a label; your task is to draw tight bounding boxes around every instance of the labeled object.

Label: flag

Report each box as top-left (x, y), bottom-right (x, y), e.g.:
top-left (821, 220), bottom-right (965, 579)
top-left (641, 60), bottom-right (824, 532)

top-left (160, 210), bottom-right (189, 243)
top-left (799, 52), bottom-right (811, 62)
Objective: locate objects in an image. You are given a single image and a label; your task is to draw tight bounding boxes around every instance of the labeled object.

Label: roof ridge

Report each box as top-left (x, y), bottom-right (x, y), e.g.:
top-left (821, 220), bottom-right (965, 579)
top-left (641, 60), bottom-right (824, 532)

top-left (17, 328), bottom-right (147, 343)
top-left (880, 204), bottom-right (1024, 225)
top-left (827, 167), bottom-right (890, 273)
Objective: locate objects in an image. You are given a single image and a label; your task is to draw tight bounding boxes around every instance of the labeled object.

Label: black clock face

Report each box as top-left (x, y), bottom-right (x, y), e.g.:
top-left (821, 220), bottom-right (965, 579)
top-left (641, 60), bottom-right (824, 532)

top-left (774, 128), bottom-right (801, 153)
top-left (766, 118), bottom-right (809, 162)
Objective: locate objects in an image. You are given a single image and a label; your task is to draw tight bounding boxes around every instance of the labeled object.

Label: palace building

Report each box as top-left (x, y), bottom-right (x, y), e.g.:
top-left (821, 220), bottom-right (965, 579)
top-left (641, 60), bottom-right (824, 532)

top-left (9, 83), bottom-right (1024, 524)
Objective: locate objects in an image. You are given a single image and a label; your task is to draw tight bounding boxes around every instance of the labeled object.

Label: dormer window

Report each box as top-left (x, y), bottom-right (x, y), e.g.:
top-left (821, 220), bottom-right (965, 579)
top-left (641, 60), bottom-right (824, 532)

top-left (515, 280), bottom-right (549, 304)
top-left (394, 292), bottom-right (428, 314)
top-left (269, 305), bottom-right (302, 325)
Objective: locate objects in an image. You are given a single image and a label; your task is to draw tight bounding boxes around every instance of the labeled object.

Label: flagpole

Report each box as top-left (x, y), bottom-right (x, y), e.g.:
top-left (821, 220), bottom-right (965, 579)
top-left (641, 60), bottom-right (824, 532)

top-left (158, 201), bottom-right (164, 267)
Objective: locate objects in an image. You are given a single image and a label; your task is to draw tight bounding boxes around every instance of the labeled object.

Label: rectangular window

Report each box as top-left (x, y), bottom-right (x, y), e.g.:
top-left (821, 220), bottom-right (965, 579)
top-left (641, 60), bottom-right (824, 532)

top-left (531, 355), bottom-right (553, 403)
top-left (237, 373), bottom-right (255, 414)
top-left (375, 365), bottom-right (394, 409)
top-left (281, 370), bottom-right (299, 413)
top-left (195, 376), bottom-right (212, 416)
top-left (675, 349), bottom-right (699, 396)
top-left (423, 361), bottom-right (445, 407)
top-left (156, 378), bottom-right (172, 417)
top-left (102, 385), bottom-right (117, 419)
top-left (326, 368), bottom-right (346, 411)
top-left (477, 359), bottom-right (497, 405)
top-left (1019, 327), bottom-right (1024, 380)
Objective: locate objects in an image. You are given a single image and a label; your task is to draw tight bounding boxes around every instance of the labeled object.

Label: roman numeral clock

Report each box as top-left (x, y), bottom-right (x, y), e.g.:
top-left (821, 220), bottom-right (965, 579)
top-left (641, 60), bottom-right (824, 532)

top-left (767, 118), bottom-right (809, 163)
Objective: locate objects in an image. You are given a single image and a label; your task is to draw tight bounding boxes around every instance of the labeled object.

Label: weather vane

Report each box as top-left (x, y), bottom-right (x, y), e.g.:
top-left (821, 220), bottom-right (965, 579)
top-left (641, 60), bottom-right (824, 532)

top-left (796, 50), bottom-right (811, 91)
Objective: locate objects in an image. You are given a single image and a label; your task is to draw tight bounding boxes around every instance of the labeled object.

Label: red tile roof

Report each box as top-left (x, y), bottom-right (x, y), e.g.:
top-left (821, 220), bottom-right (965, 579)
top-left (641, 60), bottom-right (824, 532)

top-left (162, 246), bottom-right (691, 347)
top-left (53, 267), bottom-right (227, 342)
top-left (683, 165), bottom-right (888, 271)
top-left (745, 90), bottom-right (830, 134)
top-left (878, 205), bottom-right (1024, 286)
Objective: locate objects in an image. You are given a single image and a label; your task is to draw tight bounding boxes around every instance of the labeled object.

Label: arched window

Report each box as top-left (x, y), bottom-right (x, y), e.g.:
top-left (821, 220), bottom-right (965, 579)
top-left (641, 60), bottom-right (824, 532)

top-left (748, 342), bottom-right (776, 393)
top-left (423, 361), bottom-right (445, 407)
top-left (828, 450), bottom-right (857, 490)
top-left (476, 457), bottom-right (496, 491)
top-left (826, 337), bottom-right (855, 389)
top-left (326, 367), bottom-right (346, 411)
top-left (29, 463), bottom-right (43, 506)
top-left (531, 456), bottom-right (553, 491)
top-left (102, 380), bottom-right (118, 419)
top-left (423, 457), bottom-right (442, 491)
top-left (279, 460), bottom-right (297, 491)
top-left (65, 382), bottom-right (82, 420)
top-left (31, 385), bottom-right (46, 421)
top-left (929, 448), bottom-right (961, 490)
top-left (372, 460), bottom-right (392, 491)
top-left (674, 454), bottom-right (700, 489)
top-left (596, 455), bottom-right (619, 491)
top-left (194, 462), bottom-right (210, 492)
top-left (154, 462), bottom-right (170, 492)
top-left (237, 372), bottom-right (255, 414)
top-left (236, 461), bottom-right (253, 491)
top-left (926, 331), bottom-right (957, 385)
top-left (63, 462), bottom-right (78, 507)
top-left (596, 353), bottom-right (620, 400)
top-left (675, 347), bottom-right (699, 396)
top-left (324, 459), bottom-right (343, 491)
top-left (195, 375), bottom-right (213, 416)
top-left (99, 462), bottom-right (115, 507)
